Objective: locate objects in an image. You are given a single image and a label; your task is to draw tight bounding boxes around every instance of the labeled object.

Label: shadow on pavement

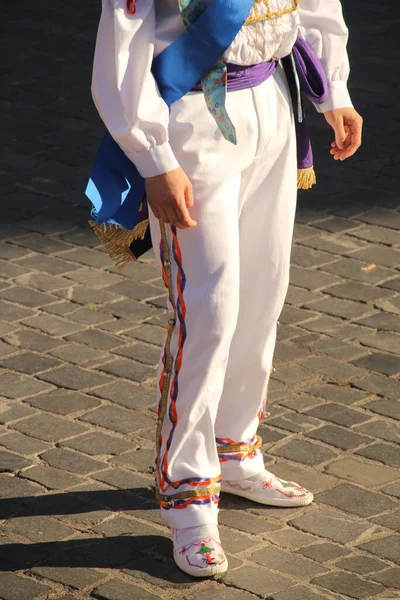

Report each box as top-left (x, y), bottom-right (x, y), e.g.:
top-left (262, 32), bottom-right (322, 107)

top-left (0, 488), bottom-right (156, 520)
top-left (0, 535), bottom-right (205, 588)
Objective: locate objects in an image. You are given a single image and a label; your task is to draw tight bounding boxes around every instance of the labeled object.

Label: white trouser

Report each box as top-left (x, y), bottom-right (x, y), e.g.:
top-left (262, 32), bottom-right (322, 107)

top-left (149, 64), bottom-right (297, 528)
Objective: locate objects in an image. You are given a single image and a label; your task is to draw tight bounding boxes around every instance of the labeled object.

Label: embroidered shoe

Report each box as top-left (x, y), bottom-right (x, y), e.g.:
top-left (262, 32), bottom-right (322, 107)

top-left (172, 525), bottom-right (228, 577)
top-left (221, 470), bottom-right (313, 507)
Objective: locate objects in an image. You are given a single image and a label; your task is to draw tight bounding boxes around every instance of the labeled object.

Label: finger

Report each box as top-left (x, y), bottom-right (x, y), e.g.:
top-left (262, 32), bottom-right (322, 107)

top-left (339, 144), bottom-right (360, 160)
top-left (330, 147), bottom-right (341, 157)
top-left (336, 144), bottom-right (359, 160)
top-left (164, 205), bottom-right (183, 226)
top-left (185, 183), bottom-right (194, 209)
top-left (337, 128), bottom-right (362, 160)
top-left (170, 206), bottom-right (191, 229)
top-left (333, 117), bottom-right (347, 149)
top-left (350, 119), bottom-right (363, 148)
top-left (174, 202), bottom-right (197, 228)
top-left (330, 149), bottom-right (342, 160)
top-left (158, 207), bottom-right (173, 224)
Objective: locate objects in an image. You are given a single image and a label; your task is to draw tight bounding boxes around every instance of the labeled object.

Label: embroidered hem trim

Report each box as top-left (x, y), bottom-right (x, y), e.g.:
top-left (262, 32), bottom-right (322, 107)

top-left (217, 434), bottom-right (262, 455)
top-left (156, 485), bottom-right (221, 505)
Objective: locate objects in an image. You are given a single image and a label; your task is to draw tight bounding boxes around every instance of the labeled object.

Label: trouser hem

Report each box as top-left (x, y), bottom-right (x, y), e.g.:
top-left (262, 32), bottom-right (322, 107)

top-left (160, 505), bottom-right (219, 528)
top-left (220, 452), bottom-right (265, 480)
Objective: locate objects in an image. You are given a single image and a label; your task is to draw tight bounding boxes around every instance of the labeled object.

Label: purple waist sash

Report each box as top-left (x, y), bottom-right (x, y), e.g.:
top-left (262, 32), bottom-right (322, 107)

top-left (191, 37), bottom-right (328, 172)
top-left (191, 60), bottom-right (277, 92)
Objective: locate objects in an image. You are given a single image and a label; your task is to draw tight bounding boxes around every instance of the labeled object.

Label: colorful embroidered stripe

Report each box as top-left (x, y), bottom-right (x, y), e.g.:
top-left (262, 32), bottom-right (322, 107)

top-left (216, 437), bottom-right (256, 446)
top-left (159, 238), bottom-right (175, 308)
top-left (159, 494), bottom-right (220, 510)
top-left (219, 453), bottom-right (254, 463)
top-left (155, 228), bottom-right (176, 494)
top-left (216, 434), bottom-right (261, 463)
top-left (161, 228), bottom-right (220, 490)
top-left (156, 225), bottom-right (220, 495)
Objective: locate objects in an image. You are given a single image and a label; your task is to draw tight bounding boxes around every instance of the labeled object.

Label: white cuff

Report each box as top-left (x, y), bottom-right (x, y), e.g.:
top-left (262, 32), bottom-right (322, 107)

top-left (126, 141), bottom-right (180, 178)
top-left (313, 81), bottom-right (353, 113)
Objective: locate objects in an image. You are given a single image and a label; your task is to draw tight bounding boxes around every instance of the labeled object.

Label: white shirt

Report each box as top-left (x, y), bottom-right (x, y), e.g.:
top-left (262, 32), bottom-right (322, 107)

top-left (92, 0), bottom-right (353, 178)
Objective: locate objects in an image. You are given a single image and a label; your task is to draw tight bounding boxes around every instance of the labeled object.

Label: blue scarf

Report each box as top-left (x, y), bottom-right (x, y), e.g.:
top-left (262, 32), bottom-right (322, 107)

top-left (87, 0), bottom-right (254, 232)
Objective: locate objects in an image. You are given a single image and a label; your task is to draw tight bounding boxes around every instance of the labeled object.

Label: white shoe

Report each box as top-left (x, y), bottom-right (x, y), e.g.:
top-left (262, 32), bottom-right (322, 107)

top-left (221, 469), bottom-right (314, 507)
top-left (172, 525), bottom-right (228, 577)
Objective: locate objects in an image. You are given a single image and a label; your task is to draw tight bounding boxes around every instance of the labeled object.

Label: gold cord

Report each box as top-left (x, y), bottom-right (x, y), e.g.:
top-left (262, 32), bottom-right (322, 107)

top-left (217, 434), bottom-right (263, 455)
top-left (245, 0), bottom-right (299, 25)
top-left (156, 485), bottom-right (221, 504)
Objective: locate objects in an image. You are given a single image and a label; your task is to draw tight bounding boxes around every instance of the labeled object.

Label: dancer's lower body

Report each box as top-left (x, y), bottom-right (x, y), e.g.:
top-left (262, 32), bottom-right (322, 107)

top-left (148, 64), bottom-right (313, 577)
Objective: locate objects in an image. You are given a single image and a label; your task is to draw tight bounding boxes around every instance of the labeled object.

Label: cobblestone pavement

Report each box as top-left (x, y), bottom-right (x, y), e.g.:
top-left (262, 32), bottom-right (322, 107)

top-left (1, 1), bottom-right (399, 599)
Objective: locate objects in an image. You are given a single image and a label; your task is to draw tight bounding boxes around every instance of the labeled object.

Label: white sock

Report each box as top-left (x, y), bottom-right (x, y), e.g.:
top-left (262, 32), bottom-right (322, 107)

top-left (174, 524), bottom-right (220, 547)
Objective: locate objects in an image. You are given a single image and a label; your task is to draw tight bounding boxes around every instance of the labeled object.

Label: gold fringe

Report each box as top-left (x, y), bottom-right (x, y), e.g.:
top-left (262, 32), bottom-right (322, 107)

top-left (297, 167), bottom-right (316, 190)
top-left (88, 218), bottom-right (149, 272)
top-left (132, 218), bottom-right (149, 242)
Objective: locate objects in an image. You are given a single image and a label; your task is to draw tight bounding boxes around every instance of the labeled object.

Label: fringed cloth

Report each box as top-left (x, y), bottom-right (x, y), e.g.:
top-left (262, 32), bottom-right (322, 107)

top-left (89, 37), bottom-right (328, 271)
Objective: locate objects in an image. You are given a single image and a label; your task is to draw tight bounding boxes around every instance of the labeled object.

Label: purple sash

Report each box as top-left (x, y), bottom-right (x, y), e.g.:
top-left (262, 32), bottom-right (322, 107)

top-left (192, 37), bottom-right (328, 172)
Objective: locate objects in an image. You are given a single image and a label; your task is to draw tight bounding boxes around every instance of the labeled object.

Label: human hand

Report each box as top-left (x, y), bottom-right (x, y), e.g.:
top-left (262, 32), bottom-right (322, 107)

top-left (324, 107), bottom-right (363, 161)
top-left (145, 168), bottom-right (197, 229)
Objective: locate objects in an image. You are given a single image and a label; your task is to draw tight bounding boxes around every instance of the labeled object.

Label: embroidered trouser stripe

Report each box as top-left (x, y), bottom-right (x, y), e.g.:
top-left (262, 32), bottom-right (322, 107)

top-left (155, 222), bottom-right (221, 510)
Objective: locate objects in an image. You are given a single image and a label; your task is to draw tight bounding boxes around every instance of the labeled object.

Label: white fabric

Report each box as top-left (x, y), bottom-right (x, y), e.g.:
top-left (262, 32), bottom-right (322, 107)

top-left (92, 0), bottom-right (353, 177)
top-left (298, 0), bottom-right (352, 112)
top-left (174, 525), bottom-right (219, 546)
top-left (149, 65), bottom-right (297, 528)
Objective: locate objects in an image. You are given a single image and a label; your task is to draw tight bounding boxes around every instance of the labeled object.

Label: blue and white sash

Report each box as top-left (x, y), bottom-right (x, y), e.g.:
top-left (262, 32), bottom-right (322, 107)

top-left (86, 0), bottom-right (255, 231)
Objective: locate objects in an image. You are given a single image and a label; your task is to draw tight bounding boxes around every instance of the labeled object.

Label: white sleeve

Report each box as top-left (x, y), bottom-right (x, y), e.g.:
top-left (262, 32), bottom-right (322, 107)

top-left (298, 0), bottom-right (353, 113)
top-left (91, 0), bottom-right (180, 178)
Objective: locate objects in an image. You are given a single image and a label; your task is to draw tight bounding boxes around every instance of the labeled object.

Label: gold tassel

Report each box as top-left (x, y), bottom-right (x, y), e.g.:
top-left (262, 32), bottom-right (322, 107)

top-left (297, 167), bottom-right (316, 190)
top-left (88, 218), bottom-right (149, 272)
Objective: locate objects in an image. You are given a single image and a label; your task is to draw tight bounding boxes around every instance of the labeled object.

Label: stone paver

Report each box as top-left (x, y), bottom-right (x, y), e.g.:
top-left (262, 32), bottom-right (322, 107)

top-left (317, 483), bottom-right (398, 517)
top-left (298, 542), bottom-right (351, 563)
top-left (269, 438), bottom-right (338, 465)
top-left (0, 572), bottom-right (52, 600)
top-left (0, 1), bottom-right (399, 599)
top-left (223, 565), bottom-right (294, 596)
top-left (11, 413), bottom-right (88, 442)
top-left (21, 465), bottom-right (84, 490)
top-left (356, 443), bottom-right (400, 468)
top-left (306, 424), bottom-right (372, 450)
top-left (370, 568), bottom-right (400, 591)
top-left (325, 457), bottom-right (400, 487)
top-left (335, 555), bottom-right (387, 575)
top-left (311, 571), bottom-right (384, 599)
top-left (2, 515), bottom-right (75, 543)
top-left (252, 545), bottom-right (329, 579)
top-left (289, 507), bottom-right (372, 544)
top-left (358, 535), bottom-right (400, 563)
